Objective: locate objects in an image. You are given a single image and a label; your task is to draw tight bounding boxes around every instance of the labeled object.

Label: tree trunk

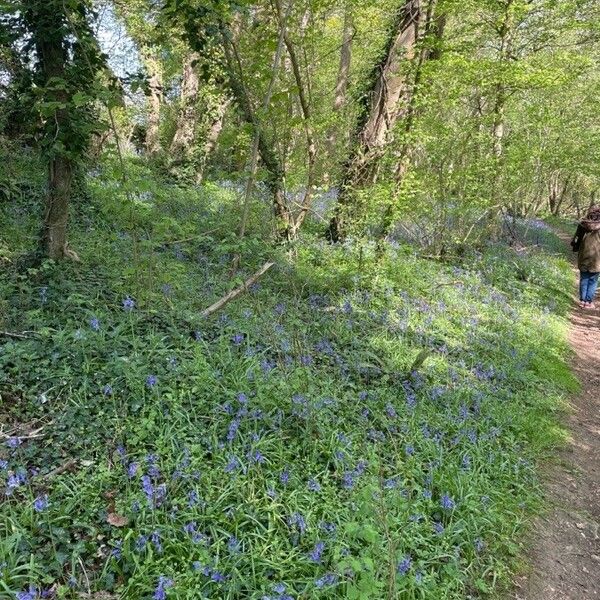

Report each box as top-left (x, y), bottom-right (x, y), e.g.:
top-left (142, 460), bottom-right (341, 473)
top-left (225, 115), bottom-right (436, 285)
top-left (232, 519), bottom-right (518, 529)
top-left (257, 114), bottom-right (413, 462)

top-left (325, 5), bottom-right (354, 176)
top-left (144, 52), bottom-right (163, 156)
top-left (170, 52), bottom-right (200, 157)
top-left (196, 96), bottom-right (232, 183)
top-left (42, 156), bottom-right (73, 259)
top-left (327, 0), bottom-right (424, 242)
top-left (221, 25), bottom-right (293, 239)
top-left (36, 21), bottom-right (75, 259)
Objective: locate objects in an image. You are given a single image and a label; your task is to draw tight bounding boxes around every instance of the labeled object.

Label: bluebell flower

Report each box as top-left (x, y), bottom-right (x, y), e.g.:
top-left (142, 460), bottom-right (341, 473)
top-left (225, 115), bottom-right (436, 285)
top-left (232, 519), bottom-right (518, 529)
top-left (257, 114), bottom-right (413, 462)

top-left (475, 538), bottom-right (485, 553)
top-left (111, 540), bottom-right (122, 560)
top-left (33, 495), bottom-right (49, 512)
top-left (249, 450), bottom-right (265, 464)
top-left (225, 456), bottom-right (239, 473)
top-left (237, 392), bottom-right (248, 404)
top-left (227, 418), bottom-right (240, 443)
top-left (211, 572), bottom-right (227, 583)
top-left (17, 585), bottom-right (38, 600)
top-left (122, 296), bottom-right (135, 311)
top-left (232, 333), bottom-right (244, 345)
top-left (441, 493), bottom-right (456, 510)
top-left (397, 555), bottom-right (412, 575)
top-left (151, 530), bottom-right (162, 553)
top-left (315, 573), bottom-right (338, 589)
top-left (341, 471), bottom-right (355, 489)
top-left (307, 478), bottom-right (321, 492)
top-left (319, 522), bottom-right (337, 535)
top-left (188, 490), bottom-right (199, 507)
top-left (280, 469), bottom-right (290, 485)
top-left (162, 284), bottom-right (172, 296)
top-left (422, 489), bottom-right (432, 500)
top-left (141, 475), bottom-right (154, 505)
top-left (288, 512), bottom-right (307, 534)
top-left (384, 477), bottom-right (399, 490)
top-left (273, 583), bottom-right (287, 594)
top-left (89, 317), bottom-right (100, 331)
top-left (146, 375), bottom-right (157, 388)
top-left (227, 536), bottom-right (240, 553)
top-left (0, 459), bottom-right (7, 470)
top-left (385, 404), bottom-right (397, 419)
top-left (135, 535), bottom-right (147, 552)
top-left (6, 437), bottom-right (21, 449)
top-left (405, 445), bottom-right (415, 456)
top-left (39, 286), bottom-right (48, 303)
top-left (153, 575), bottom-right (173, 600)
top-left (415, 570), bottom-right (423, 584)
top-left (309, 541), bottom-right (325, 563)
top-left (300, 354), bottom-right (313, 366)
top-left (127, 462), bottom-right (138, 478)
top-left (103, 384), bottom-right (113, 396)
top-left (433, 521), bottom-right (444, 535)
top-left (358, 391), bottom-right (368, 401)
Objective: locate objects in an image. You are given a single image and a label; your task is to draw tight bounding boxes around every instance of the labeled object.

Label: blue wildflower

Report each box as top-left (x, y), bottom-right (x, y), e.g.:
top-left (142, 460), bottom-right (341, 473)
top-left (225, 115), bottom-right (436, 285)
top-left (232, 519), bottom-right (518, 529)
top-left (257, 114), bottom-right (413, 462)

top-left (146, 375), bottom-right (157, 388)
top-left (90, 317), bottom-right (100, 331)
top-left (315, 573), bottom-right (338, 589)
top-left (227, 418), bottom-right (240, 442)
top-left (232, 333), bottom-right (244, 345)
top-left (151, 530), bottom-right (162, 553)
top-left (122, 296), bottom-right (135, 311)
top-left (309, 540), bottom-right (325, 563)
top-left (397, 555), bottom-right (412, 575)
top-left (341, 471), bottom-right (355, 489)
top-left (433, 521), bottom-right (444, 535)
top-left (288, 512), bottom-right (307, 534)
top-left (211, 572), bottom-right (227, 583)
top-left (103, 384), bottom-right (113, 396)
top-left (225, 456), bottom-right (239, 473)
top-left (441, 494), bottom-right (456, 510)
top-left (280, 469), bottom-right (290, 485)
top-left (127, 462), bottom-right (138, 478)
top-left (307, 478), bottom-right (321, 492)
top-left (153, 576), bottom-right (173, 600)
top-left (249, 449), bottom-right (265, 464)
top-left (17, 585), bottom-right (37, 600)
top-left (475, 538), bottom-right (485, 553)
top-left (135, 535), bottom-right (147, 552)
top-left (33, 495), bottom-right (49, 512)
top-left (227, 536), bottom-right (240, 553)
top-left (6, 437), bottom-right (21, 449)
top-left (0, 459), bottom-right (7, 470)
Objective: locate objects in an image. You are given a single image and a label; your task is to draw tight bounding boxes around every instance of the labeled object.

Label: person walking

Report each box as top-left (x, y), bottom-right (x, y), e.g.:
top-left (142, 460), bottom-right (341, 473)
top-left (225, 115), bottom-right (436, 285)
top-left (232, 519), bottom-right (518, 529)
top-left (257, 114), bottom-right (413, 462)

top-left (571, 205), bottom-right (600, 308)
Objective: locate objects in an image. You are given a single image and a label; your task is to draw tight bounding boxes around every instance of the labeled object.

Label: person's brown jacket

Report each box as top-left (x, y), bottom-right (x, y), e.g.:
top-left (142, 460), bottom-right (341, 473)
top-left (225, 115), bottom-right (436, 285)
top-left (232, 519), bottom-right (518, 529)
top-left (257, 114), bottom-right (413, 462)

top-left (577, 222), bottom-right (600, 272)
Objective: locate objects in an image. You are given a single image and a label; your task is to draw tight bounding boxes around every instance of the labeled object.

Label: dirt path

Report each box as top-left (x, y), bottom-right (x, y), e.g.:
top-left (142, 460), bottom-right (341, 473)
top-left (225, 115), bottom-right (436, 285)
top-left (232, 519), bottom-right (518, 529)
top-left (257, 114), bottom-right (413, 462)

top-left (513, 233), bottom-right (600, 600)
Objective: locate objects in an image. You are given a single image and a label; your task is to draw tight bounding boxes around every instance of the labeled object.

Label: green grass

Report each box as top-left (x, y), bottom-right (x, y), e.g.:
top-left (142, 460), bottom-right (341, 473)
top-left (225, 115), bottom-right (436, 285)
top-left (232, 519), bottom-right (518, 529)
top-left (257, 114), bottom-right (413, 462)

top-left (0, 150), bottom-right (577, 599)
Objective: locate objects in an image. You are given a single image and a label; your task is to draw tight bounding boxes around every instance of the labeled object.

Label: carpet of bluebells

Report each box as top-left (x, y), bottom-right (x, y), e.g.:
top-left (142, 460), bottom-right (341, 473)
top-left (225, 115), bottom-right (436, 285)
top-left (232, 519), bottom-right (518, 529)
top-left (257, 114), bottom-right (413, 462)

top-left (0, 155), bottom-right (578, 599)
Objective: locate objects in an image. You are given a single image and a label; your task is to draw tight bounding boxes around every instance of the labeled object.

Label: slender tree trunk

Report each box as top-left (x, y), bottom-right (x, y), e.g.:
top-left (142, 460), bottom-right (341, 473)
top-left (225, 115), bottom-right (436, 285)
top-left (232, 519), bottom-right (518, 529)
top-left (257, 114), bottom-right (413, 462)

top-left (326, 5), bottom-right (354, 163)
top-left (37, 30), bottom-right (74, 259)
top-left (327, 0), bottom-right (424, 242)
top-left (196, 96), bottom-right (231, 184)
top-left (144, 52), bottom-right (163, 156)
top-left (170, 52), bottom-right (200, 157)
top-left (220, 25), bottom-right (293, 239)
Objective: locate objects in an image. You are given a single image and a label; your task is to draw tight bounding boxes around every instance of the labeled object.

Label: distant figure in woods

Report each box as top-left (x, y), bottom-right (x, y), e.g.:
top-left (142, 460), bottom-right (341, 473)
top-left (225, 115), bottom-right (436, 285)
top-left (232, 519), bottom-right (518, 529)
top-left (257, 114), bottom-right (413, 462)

top-left (571, 205), bottom-right (600, 309)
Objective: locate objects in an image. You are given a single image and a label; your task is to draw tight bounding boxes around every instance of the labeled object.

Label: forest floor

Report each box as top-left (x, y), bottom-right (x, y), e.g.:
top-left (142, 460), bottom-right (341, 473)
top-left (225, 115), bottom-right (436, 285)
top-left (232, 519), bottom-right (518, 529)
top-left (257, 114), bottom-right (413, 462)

top-left (514, 232), bottom-right (600, 600)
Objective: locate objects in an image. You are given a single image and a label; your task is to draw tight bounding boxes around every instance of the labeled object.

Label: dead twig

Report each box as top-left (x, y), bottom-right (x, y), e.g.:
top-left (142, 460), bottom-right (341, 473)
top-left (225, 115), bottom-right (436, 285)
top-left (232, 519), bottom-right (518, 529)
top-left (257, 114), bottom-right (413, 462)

top-left (43, 458), bottom-right (78, 479)
top-left (0, 330), bottom-right (38, 339)
top-left (201, 261), bottom-right (275, 318)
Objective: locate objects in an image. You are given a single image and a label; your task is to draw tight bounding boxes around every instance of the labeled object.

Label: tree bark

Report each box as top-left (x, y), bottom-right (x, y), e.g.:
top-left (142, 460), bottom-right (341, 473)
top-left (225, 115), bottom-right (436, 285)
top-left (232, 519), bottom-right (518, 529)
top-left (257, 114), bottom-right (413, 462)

top-left (327, 0), bottom-right (424, 242)
top-left (144, 52), bottom-right (163, 156)
top-left (170, 52), bottom-right (200, 157)
top-left (36, 21), bottom-right (75, 259)
top-left (221, 24), bottom-right (293, 239)
top-left (196, 96), bottom-right (232, 184)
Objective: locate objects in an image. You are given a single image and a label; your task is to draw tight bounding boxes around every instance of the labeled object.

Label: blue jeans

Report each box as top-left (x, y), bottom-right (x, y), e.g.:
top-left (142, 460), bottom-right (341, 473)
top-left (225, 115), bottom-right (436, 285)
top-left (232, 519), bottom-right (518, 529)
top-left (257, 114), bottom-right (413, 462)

top-left (580, 271), bottom-right (600, 302)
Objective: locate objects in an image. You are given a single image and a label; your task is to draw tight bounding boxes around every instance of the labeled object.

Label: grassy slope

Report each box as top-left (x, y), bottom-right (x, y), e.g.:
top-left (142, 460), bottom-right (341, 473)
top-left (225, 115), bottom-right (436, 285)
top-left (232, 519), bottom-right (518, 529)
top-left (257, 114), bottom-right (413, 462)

top-left (0, 152), bottom-right (577, 599)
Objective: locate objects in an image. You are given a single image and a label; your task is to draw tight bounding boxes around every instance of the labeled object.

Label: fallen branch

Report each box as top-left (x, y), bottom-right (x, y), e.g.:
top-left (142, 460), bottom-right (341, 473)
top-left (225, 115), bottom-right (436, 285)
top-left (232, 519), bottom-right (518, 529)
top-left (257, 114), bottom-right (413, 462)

top-left (42, 458), bottom-right (78, 480)
top-left (0, 425), bottom-right (47, 440)
top-left (0, 330), bottom-right (37, 339)
top-left (201, 261), bottom-right (275, 318)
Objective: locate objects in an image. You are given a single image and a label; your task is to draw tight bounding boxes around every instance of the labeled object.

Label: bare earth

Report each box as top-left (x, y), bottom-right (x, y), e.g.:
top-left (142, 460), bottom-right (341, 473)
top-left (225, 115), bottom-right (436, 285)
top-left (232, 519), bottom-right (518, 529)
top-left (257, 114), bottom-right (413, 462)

top-left (514, 234), bottom-right (600, 600)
